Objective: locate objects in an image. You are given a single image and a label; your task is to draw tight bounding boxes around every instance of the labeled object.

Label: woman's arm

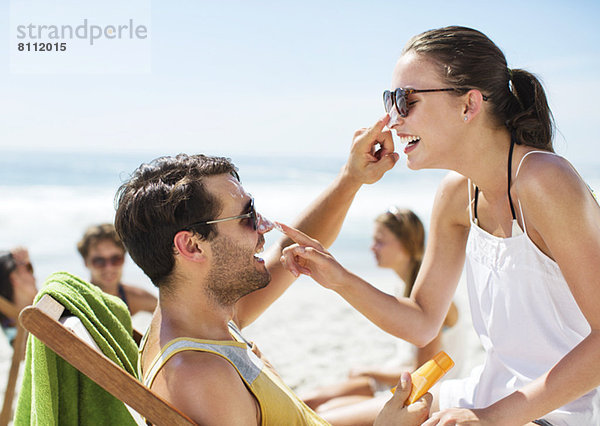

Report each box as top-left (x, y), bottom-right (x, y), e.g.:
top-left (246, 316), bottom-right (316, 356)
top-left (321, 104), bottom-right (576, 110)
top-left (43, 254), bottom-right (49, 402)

top-left (235, 116), bottom-right (399, 328)
top-left (280, 172), bottom-right (470, 346)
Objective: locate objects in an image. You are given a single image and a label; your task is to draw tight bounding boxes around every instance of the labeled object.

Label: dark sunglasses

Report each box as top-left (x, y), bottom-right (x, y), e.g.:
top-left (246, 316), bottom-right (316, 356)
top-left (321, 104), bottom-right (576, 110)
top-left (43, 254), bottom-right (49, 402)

top-left (90, 254), bottom-right (125, 268)
top-left (187, 198), bottom-right (258, 231)
top-left (383, 87), bottom-right (489, 118)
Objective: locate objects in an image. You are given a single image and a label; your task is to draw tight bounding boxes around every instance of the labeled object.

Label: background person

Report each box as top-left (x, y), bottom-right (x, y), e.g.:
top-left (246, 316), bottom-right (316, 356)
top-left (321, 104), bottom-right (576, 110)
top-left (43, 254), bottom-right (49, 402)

top-left (301, 208), bottom-right (458, 425)
top-left (0, 247), bottom-right (37, 345)
top-left (77, 223), bottom-right (157, 315)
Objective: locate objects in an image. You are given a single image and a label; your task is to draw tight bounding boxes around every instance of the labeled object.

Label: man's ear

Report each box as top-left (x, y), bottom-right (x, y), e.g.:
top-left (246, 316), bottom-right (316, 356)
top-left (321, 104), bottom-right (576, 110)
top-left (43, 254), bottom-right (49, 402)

top-left (462, 89), bottom-right (485, 122)
top-left (173, 230), bottom-right (208, 263)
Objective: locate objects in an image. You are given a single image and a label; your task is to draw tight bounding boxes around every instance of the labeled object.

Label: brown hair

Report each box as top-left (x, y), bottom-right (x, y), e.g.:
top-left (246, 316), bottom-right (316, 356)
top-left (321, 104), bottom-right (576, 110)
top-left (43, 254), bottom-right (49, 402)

top-left (114, 154), bottom-right (239, 288)
top-left (0, 251), bottom-right (16, 323)
top-left (375, 208), bottom-right (425, 297)
top-left (403, 26), bottom-right (554, 151)
top-left (77, 223), bottom-right (125, 259)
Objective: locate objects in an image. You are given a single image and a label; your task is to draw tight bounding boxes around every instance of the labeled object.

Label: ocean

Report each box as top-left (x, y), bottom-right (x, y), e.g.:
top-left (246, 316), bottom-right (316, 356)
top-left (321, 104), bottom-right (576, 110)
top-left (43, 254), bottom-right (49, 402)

top-left (1, 149), bottom-right (598, 392)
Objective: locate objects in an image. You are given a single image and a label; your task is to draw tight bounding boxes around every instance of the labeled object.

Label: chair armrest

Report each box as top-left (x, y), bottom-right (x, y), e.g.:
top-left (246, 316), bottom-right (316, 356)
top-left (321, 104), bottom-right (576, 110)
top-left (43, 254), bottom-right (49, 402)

top-left (19, 295), bottom-right (196, 426)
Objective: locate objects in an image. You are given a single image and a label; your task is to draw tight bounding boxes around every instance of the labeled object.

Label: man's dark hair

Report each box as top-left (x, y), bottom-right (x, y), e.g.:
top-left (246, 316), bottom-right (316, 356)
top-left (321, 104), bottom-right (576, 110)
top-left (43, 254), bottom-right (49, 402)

top-left (114, 154), bottom-right (239, 287)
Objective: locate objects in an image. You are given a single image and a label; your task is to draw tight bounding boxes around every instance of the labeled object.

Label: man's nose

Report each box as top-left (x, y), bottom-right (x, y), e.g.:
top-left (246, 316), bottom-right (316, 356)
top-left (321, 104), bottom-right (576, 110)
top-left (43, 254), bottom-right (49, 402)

top-left (256, 212), bottom-right (274, 234)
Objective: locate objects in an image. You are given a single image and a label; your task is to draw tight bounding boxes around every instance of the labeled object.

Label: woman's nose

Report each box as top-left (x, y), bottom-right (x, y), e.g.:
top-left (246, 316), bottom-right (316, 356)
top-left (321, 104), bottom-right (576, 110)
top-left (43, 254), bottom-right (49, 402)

top-left (387, 107), bottom-right (403, 129)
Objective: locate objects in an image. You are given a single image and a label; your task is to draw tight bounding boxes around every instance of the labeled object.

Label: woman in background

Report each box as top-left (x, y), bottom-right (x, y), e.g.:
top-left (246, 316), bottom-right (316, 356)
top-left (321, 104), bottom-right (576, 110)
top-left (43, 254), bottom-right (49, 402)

top-left (78, 223), bottom-right (157, 315)
top-left (0, 247), bottom-right (37, 345)
top-left (302, 208), bottom-right (457, 425)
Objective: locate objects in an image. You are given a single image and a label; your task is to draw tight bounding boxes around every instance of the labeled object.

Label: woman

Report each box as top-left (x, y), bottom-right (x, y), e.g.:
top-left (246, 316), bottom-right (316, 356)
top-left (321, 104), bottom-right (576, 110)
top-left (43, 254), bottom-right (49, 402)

top-left (280, 26), bottom-right (600, 425)
top-left (77, 223), bottom-right (157, 315)
top-left (302, 208), bottom-right (458, 425)
top-left (0, 247), bottom-right (37, 345)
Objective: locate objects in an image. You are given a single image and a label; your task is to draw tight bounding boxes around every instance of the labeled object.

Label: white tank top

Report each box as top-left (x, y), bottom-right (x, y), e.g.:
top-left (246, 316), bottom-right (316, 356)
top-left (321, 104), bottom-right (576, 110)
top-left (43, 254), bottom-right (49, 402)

top-left (440, 151), bottom-right (600, 425)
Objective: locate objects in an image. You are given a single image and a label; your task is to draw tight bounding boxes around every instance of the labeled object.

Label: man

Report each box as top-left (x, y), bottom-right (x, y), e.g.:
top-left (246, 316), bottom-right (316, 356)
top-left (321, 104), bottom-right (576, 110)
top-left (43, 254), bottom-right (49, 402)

top-left (114, 116), bottom-right (429, 424)
top-left (77, 223), bottom-right (157, 315)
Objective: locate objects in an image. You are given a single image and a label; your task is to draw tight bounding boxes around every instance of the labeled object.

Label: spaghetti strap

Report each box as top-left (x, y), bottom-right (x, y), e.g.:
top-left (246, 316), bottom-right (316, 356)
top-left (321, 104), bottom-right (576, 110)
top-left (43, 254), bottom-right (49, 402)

top-left (513, 150), bottom-right (556, 235)
top-left (515, 150), bottom-right (555, 178)
top-left (467, 179), bottom-right (474, 222)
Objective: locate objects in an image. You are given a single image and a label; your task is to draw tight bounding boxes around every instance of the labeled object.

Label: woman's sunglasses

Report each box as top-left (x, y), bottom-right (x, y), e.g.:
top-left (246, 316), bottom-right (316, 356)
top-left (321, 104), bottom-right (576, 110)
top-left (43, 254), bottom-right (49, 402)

top-left (383, 87), bottom-right (489, 118)
top-left (90, 254), bottom-right (125, 268)
top-left (187, 198), bottom-right (258, 231)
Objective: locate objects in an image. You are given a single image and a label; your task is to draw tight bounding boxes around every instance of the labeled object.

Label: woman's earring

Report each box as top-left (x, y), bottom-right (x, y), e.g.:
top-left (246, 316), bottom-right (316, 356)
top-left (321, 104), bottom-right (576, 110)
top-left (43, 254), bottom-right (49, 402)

top-left (464, 116), bottom-right (468, 122)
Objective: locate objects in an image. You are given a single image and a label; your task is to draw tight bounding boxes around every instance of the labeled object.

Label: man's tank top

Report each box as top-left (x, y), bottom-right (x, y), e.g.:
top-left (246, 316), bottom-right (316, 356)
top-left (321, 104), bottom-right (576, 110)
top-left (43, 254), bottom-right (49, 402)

top-left (439, 149), bottom-right (600, 425)
top-left (139, 322), bottom-right (329, 425)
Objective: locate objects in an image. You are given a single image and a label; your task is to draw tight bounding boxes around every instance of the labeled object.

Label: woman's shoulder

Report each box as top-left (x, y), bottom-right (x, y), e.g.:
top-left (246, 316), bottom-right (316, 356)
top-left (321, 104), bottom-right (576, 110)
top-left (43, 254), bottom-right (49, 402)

top-left (514, 151), bottom-right (589, 201)
top-left (432, 172), bottom-right (471, 228)
top-left (435, 171), bottom-right (469, 200)
top-left (122, 283), bottom-right (157, 306)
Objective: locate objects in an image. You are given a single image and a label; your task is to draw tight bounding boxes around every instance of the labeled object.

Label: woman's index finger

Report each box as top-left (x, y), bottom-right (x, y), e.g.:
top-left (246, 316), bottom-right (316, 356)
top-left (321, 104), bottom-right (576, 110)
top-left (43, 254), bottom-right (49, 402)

top-left (275, 222), bottom-right (320, 247)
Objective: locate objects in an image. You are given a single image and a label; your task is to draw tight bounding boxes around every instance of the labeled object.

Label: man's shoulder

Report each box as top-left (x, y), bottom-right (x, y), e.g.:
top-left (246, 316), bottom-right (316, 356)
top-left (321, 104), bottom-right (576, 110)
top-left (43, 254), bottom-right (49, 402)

top-left (166, 348), bottom-right (238, 382)
top-left (163, 349), bottom-right (260, 424)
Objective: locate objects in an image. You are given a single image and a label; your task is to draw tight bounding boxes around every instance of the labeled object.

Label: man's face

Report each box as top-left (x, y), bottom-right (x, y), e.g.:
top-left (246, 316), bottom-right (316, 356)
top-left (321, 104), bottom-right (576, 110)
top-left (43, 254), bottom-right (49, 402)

top-left (85, 239), bottom-right (125, 289)
top-left (203, 174), bottom-right (271, 306)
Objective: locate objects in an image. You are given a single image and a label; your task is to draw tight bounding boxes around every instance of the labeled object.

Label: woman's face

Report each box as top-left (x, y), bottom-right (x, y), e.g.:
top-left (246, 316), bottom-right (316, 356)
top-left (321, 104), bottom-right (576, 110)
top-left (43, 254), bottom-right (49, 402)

top-left (389, 52), bottom-right (467, 170)
top-left (85, 239), bottom-right (125, 288)
top-left (371, 222), bottom-right (411, 271)
top-left (9, 248), bottom-right (36, 293)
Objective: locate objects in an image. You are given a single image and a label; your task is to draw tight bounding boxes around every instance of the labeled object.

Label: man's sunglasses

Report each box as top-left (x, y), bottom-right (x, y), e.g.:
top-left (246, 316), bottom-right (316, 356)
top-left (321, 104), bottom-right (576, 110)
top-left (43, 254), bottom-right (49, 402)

top-left (187, 198), bottom-right (258, 231)
top-left (91, 254), bottom-right (125, 268)
top-left (383, 88), bottom-right (489, 118)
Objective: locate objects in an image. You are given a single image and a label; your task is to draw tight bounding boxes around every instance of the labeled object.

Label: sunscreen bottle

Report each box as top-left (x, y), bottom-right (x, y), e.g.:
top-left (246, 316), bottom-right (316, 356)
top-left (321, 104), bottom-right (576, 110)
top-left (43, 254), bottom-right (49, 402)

top-left (391, 351), bottom-right (454, 406)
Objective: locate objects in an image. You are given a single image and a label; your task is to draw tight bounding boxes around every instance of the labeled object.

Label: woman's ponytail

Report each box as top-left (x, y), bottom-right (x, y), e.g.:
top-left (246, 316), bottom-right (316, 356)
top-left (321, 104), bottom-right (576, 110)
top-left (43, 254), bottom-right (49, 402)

top-left (504, 69), bottom-right (555, 150)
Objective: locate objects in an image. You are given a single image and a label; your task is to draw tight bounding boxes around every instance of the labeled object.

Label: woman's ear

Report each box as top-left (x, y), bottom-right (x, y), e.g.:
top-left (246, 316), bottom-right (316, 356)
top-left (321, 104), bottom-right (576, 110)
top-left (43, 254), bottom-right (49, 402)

top-left (173, 231), bottom-right (208, 262)
top-left (462, 89), bottom-right (485, 122)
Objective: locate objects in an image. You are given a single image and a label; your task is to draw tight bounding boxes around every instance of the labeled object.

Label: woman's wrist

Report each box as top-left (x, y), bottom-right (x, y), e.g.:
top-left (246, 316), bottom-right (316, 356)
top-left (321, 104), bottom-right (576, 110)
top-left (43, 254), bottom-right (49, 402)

top-left (339, 163), bottom-right (366, 191)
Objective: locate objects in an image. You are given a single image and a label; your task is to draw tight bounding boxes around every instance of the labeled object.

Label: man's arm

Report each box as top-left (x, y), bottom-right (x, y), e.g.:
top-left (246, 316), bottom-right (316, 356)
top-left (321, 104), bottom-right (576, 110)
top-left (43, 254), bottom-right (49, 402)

top-left (235, 115), bottom-right (399, 328)
top-left (167, 351), bottom-right (260, 425)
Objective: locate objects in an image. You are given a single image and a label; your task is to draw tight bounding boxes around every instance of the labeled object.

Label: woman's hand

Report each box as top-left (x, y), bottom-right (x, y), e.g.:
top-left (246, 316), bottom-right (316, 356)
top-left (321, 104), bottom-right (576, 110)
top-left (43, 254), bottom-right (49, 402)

top-left (422, 407), bottom-right (488, 425)
top-left (375, 372), bottom-right (432, 426)
top-left (278, 223), bottom-right (350, 290)
top-left (344, 115), bottom-right (399, 185)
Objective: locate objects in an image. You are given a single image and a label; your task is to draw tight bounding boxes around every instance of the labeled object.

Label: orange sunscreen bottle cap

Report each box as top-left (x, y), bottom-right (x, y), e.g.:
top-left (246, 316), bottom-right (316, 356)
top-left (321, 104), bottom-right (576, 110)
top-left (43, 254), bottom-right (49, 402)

top-left (433, 351), bottom-right (454, 373)
top-left (390, 351), bottom-right (454, 406)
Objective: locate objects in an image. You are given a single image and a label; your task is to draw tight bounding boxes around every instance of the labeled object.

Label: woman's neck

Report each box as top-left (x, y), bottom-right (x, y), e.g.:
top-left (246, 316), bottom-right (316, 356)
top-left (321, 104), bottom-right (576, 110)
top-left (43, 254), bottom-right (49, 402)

top-left (453, 126), bottom-right (512, 198)
top-left (394, 262), bottom-right (413, 288)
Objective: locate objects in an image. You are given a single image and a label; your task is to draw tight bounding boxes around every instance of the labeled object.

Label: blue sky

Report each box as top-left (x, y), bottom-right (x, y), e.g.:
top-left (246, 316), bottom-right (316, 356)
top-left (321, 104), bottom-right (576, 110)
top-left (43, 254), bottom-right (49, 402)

top-left (1, 0), bottom-right (599, 164)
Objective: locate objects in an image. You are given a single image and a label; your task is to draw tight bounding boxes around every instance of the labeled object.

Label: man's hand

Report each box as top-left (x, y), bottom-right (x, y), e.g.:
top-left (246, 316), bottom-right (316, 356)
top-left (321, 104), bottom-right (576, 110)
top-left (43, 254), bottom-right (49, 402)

top-left (375, 372), bottom-right (432, 426)
top-left (344, 115), bottom-right (399, 185)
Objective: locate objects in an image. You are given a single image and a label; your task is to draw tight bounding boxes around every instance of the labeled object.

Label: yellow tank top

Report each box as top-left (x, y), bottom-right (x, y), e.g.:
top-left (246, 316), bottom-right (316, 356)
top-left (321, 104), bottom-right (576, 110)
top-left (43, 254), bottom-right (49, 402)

top-left (139, 322), bottom-right (329, 425)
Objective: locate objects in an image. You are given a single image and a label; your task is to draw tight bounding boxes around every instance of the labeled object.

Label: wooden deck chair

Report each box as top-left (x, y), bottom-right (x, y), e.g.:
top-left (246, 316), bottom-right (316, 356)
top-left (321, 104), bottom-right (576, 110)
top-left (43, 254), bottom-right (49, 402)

top-left (19, 294), bottom-right (195, 426)
top-left (0, 295), bottom-right (28, 426)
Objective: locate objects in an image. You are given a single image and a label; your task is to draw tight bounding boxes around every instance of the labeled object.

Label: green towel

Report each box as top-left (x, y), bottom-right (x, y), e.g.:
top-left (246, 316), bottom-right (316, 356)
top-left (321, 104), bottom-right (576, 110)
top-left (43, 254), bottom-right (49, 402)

top-left (15, 272), bottom-right (139, 425)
